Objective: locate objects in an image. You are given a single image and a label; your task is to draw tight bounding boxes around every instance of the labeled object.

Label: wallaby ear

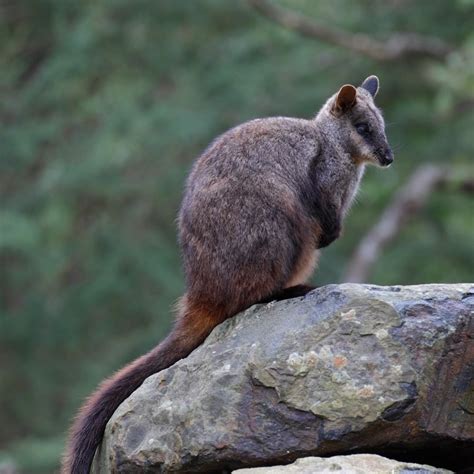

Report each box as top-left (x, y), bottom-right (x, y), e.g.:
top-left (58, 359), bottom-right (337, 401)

top-left (361, 75), bottom-right (379, 97)
top-left (333, 84), bottom-right (357, 114)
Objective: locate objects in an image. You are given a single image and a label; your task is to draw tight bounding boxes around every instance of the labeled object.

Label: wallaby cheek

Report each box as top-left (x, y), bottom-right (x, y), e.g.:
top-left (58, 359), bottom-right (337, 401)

top-left (350, 134), bottom-right (372, 163)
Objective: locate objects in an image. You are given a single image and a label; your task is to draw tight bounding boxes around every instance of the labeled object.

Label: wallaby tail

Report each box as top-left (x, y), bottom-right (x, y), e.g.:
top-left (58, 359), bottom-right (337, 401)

top-left (62, 296), bottom-right (225, 474)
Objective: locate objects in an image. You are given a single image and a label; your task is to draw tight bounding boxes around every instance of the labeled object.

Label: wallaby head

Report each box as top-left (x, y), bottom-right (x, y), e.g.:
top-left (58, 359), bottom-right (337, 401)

top-left (316, 75), bottom-right (393, 167)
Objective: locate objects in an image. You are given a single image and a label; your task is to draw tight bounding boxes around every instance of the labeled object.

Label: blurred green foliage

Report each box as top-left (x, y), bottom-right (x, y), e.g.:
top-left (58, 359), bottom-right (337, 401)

top-left (0, 0), bottom-right (473, 471)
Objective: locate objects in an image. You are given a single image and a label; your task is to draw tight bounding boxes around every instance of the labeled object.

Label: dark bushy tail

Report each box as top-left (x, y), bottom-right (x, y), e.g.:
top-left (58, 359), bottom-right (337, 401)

top-left (62, 296), bottom-right (225, 474)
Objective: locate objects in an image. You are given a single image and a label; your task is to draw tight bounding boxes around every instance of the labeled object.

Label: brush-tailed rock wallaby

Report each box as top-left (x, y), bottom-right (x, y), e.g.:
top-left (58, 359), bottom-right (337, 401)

top-left (63, 75), bottom-right (393, 473)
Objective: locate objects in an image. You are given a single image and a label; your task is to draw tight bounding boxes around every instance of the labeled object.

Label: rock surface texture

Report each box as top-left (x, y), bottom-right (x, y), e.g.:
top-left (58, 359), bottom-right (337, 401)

top-left (93, 284), bottom-right (474, 473)
top-left (233, 454), bottom-right (452, 474)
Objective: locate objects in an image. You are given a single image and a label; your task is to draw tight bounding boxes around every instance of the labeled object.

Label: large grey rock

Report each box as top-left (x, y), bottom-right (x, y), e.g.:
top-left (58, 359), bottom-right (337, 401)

top-left (93, 284), bottom-right (474, 473)
top-left (233, 454), bottom-right (453, 473)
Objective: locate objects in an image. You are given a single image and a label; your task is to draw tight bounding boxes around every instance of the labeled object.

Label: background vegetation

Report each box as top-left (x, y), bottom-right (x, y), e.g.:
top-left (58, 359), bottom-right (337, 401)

top-left (1, 1), bottom-right (473, 471)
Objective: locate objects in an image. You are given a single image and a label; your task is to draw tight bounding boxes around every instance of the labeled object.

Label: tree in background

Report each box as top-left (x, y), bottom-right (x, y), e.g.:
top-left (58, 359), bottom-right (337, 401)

top-left (0, 1), bottom-right (473, 471)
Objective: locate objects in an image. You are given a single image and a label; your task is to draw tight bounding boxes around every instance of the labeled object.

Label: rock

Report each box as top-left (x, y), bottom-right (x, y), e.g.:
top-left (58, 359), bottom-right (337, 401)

top-left (233, 454), bottom-right (453, 473)
top-left (92, 284), bottom-right (474, 473)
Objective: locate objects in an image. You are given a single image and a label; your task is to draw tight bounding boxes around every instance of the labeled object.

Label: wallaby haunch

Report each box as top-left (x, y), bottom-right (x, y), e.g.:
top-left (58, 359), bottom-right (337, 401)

top-left (63, 75), bottom-right (393, 473)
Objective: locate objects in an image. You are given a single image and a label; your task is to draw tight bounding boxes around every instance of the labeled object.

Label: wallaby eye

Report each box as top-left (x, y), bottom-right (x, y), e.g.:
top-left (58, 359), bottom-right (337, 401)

top-left (355, 123), bottom-right (370, 135)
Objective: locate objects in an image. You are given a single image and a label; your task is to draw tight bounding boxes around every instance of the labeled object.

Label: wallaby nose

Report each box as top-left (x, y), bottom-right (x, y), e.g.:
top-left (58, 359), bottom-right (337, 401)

top-left (380, 148), bottom-right (394, 166)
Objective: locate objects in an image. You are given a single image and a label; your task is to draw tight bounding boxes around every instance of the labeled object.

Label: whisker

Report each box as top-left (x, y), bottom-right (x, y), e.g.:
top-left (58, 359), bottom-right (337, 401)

top-left (391, 143), bottom-right (404, 151)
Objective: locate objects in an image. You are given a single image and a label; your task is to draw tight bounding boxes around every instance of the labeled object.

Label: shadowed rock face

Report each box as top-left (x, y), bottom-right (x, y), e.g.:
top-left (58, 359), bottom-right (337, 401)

top-left (92, 284), bottom-right (474, 473)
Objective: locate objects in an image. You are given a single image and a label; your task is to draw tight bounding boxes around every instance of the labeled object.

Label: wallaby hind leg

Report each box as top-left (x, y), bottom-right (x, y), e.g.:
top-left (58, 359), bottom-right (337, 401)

top-left (259, 284), bottom-right (316, 304)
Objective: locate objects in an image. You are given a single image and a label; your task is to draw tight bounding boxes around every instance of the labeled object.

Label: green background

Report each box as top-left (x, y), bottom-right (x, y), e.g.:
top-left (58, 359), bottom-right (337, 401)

top-left (1, 1), bottom-right (473, 471)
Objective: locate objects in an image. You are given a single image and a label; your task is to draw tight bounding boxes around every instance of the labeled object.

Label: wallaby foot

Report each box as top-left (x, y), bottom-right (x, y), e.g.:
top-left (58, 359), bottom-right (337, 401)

top-left (259, 284), bottom-right (316, 304)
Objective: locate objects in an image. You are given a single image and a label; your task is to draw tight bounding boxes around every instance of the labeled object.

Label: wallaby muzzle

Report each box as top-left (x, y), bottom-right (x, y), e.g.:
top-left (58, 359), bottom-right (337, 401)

top-left (378, 147), bottom-right (394, 167)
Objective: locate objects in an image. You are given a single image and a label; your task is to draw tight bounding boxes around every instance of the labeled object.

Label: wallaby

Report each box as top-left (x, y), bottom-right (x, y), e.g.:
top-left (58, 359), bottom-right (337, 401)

top-left (63, 75), bottom-right (393, 473)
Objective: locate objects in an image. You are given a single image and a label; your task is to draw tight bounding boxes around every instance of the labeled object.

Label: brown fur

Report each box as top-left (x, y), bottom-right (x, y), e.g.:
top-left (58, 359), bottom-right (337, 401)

top-left (286, 246), bottom-right (319, 288)
top-left (63, 296), bottom-right (225, 474)
top-left (63, 75), bottom-right (392, 473)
